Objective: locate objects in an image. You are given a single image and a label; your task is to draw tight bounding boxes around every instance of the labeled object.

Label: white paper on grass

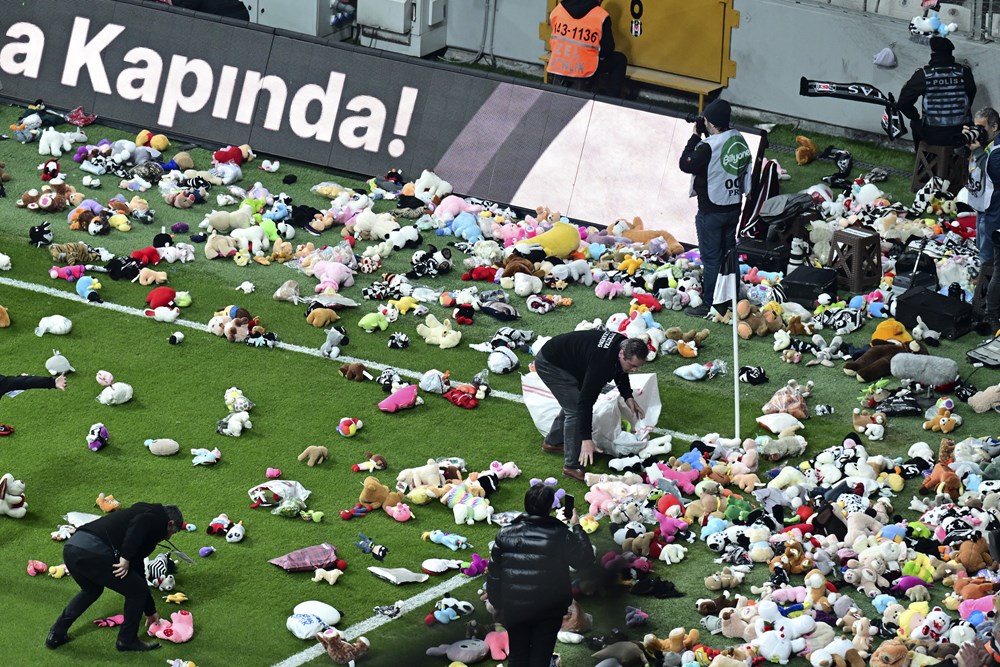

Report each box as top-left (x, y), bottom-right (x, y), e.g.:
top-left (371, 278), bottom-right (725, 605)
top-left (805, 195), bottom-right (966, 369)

top-left (521, 372), bottom-right (661, 456)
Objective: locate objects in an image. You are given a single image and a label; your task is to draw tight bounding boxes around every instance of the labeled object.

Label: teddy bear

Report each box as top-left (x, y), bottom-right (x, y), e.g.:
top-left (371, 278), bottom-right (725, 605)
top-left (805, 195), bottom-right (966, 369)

top-left (397, 459), bottom-right (446, 490)
top-left (922, 407), bottom-right (962, 434)
top-left (808, 637), bottom-right (865, 667)
top-left (358, 475), bottom-right (404, 510)
top-left (200, 207), bottom-right (254, 233)
top-left (316, 628), bottom-right (370, 666)
top-left (919, 462), bottom-right (962, 499)
top-left (339, 363), bottom-right (370, 381)
top-left (869, 639), bottom-right (908, 667)
top-left (0, 473), bottom-right (28, 518)
top-left (795, 135), bottom-right (818, 165)
top-left (954, 536), bottom-right (993, 573)
top-left (204, 232), bottom-right (240, 260)
top-left (297, 445), bottom-right (329, 467)
top-left (416, 314), bottom-right (462, 349)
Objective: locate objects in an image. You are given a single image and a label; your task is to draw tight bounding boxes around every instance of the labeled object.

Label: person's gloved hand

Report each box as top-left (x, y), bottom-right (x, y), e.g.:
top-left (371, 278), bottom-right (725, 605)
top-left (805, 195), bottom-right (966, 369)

top-left (695, 117), bottom-right (707, 137)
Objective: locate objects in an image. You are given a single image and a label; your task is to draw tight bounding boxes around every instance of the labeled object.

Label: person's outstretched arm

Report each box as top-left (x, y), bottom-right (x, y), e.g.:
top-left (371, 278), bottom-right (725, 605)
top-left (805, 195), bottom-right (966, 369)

top-left (0, 374), bottom-right (62, 395)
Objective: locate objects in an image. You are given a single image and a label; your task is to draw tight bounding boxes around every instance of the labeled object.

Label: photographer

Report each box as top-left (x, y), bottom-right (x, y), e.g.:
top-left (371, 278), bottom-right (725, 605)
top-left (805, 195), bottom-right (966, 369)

top-left (967, 107), bottom-right (1000, 331)
top-left (678, 98), bottom-right (752, 318)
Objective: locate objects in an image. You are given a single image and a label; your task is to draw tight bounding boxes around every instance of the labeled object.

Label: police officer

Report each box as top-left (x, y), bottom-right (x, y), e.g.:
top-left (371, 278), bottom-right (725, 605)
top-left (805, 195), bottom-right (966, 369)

top-left (546, 0), bottom-right (627, 98)
top-left (897, 36), bottom-right (977, 188)
top-left (678, 98), bottom-right (752, 317)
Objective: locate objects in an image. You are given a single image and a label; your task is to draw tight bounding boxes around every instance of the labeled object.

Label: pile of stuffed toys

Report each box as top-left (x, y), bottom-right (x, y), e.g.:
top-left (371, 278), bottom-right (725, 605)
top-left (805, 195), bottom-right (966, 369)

top-left (7, 101), bottom-right (1000, 667)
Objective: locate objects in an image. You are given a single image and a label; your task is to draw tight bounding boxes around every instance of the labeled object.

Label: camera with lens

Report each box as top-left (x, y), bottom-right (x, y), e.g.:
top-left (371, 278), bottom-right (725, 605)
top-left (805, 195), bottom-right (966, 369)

top-left (956, 124), bottom-right (989, 158)
top-left (686, 113), bottom-right (707, 137)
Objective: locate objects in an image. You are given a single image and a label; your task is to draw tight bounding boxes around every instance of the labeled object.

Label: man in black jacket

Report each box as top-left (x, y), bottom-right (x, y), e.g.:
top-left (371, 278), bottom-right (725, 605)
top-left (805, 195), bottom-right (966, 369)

top-left (47, 502), bottom-right (185, 652)
top-left (0, 372), bottom-right (67, 436)
top-left (897, 36), bottom-right (977, 189)
top-left (534, 330), bottom-right (647, 481)
top-left (486, 484), bottom-right (594, 666)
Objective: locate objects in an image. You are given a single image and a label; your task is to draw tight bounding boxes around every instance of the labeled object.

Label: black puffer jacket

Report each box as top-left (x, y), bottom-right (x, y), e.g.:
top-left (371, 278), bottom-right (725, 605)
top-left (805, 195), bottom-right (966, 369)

top-left (485, 514), bottom-right (594, 622)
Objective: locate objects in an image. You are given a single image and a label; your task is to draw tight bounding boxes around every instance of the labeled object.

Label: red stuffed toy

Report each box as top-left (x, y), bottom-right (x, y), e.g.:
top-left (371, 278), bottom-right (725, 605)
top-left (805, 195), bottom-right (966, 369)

top-left (146, 286), bottom-right (177, 310)
top-left (631, 293), bottom-right (663, 312)
top-left (461, 266), bottom-right (498, 282)
top-left (130, 246), bottom-right (161, 266)
top-left (212, 144), bottom-right (254, 165)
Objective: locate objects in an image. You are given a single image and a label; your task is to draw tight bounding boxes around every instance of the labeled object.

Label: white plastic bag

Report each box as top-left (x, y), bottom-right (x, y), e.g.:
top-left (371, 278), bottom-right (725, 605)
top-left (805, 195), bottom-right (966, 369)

top-left (521, 372), bottom-right (661, 455)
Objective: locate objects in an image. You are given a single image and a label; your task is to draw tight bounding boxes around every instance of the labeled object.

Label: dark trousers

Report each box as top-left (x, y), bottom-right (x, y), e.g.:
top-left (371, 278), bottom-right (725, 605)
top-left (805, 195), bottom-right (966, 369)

top-left (988, 248), bottom-right (1000, 320)
top-left (695, 208), bottom-right (739, 306)
top-left (51, 533), bottom-right (151, 643)
top-left (534, 354), bottom-right (582, 470)
top-left (552, 52), bottom-right (628, 99)
top-left (506, 615), bottom-right (563, 667)
top-left (593, 52), bottom-right (628, 99)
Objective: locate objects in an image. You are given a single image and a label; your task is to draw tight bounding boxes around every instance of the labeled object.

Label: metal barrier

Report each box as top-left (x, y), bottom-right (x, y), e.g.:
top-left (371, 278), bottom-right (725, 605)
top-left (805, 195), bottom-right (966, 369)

top-left (799, 0), bottom-right (1000, 41)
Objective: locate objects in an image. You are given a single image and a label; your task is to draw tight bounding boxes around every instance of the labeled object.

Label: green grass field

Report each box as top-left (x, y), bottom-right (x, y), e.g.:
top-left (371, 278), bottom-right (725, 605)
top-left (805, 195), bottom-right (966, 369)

top-left (0, 100), bottom-right (997, 667)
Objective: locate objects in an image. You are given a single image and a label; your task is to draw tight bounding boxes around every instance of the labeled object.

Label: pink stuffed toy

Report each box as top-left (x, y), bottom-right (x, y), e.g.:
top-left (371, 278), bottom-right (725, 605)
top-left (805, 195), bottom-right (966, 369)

top-left (378, 384), bottom-right (423, 413)
top-left (727, 439), bottom-right (760, 476)
top-left (147, 609), bottom-right (194, 643)
top-left (648, 463), bottom-right (700, 494)
top-left (432, 195), bottom-right (483, 222)
top-left (309, 260), bottom-right (355, 291)
top-left (489, 460), bottom-right (521, 479)
top-left (484, 626), bottom-right (509, 660)
top-left (653, 510), bottom-right (689, 543)
top-left (49, 265), bottom-right (87, 281)
top-left (384, 502), bottom-right (414, 522)
top-left (595, 280), bottom-right (625, 299)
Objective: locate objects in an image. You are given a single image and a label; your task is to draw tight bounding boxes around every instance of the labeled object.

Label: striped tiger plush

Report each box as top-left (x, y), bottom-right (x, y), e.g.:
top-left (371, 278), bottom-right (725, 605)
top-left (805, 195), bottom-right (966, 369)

top-left (49, 241), bottom-right (108, 265)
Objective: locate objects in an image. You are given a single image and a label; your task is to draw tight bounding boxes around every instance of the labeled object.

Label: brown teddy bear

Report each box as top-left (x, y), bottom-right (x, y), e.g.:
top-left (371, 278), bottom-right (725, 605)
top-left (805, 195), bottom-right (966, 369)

top-left (501, 254), bottom-right (542, 279)
top-left (358, 475), bottom-right (403, 509)
top-left (339, 363), bottom-right (370, 381)
top-left (769, 539), bottom-right (812, 575)
top-left (869, 639), bottom-right (908, 667)
top-left (0, 161), bottom-right (10, 182)
top-left (952, 574), bottom-right (998, 599)
top-left (0, 305), bottom-right (10, 328)
top-left (843, 340), bottom-right (922, 382)
top-left (955, 536), bottom-right (993, 573)
top-left (795, 135), bottom-right (818, 165)
top-left (224, 317), bottom-right (250, 343)
top-left (306, 307), bottom-right (339, 327)
top-left (297, 445), bottom-right (329, 467)
top-left (919, 462), bottom-right (962, 499)
top-left (938, 437), bottom-right (956, 464)
top-left (922, 408), bottom-right (962, 434)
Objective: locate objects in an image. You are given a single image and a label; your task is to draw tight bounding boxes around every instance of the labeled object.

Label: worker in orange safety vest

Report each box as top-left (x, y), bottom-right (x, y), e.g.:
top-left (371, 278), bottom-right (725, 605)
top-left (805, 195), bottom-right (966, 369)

top-left (547, 0), bottom-right (627, 98)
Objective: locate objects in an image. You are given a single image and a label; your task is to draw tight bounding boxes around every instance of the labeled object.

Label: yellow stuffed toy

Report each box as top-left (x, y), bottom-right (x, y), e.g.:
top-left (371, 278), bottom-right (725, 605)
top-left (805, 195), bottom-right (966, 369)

top-left (617, 254), bottom-right (644, 276)
top-left (872, 318), bottom-right (912, 344)
top-left (520, 221), bottom-right (581, 259)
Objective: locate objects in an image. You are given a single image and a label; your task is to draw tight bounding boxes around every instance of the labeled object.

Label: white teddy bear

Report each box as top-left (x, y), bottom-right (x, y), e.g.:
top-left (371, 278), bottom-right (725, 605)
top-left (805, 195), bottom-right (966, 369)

top-left (0, 473), bottom-right (28, 518)
top-left (97, 382), bottom-right (134, 406)
top-left (217, 411), bottom-right (252, 437)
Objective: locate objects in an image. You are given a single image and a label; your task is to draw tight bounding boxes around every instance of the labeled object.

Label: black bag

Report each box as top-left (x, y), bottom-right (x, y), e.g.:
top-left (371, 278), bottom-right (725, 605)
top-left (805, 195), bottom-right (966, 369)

top-left (760, 193), bottom-right (815, 242)
top-left (894, 287), bottom-right (973, 340)
top-left (737, 238), bottom-right (788, 273)
top-left (781, 266), bottom-right (838, 307)
top-left (967, 335), bottom-right (1000, 367)
top-left (892, 240), bottom-right (938, 293)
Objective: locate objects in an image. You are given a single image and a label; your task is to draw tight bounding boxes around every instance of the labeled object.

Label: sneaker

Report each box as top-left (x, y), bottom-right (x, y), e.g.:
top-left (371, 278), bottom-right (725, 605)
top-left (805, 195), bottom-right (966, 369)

top-left (541, 441), bottom-right (563, 453)
top-left (45, 631), bottom-right (70, 649)
top-left (685, 304), bottom-right (710, 318)
top-left (562, 467), bottom-right (585, 482)
top-left (115, 640), bottom-right (160, 652)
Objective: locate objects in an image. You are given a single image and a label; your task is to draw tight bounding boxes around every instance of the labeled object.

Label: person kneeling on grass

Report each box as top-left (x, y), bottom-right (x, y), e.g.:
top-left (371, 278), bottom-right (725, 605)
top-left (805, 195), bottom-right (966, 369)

top-left (0, 372), bottom-right (67, 435)
top-left (533, 330), bottom-right (647, 481)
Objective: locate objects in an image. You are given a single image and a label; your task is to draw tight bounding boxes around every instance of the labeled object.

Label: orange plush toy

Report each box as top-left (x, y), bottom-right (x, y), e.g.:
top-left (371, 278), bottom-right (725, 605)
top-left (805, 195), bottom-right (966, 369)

top-left (621, 216), bottom-right (685, 256)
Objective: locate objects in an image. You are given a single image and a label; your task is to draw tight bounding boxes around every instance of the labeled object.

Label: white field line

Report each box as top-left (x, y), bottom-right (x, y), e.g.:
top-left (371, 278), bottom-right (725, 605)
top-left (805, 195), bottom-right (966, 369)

top-left (1, 273), bottom-right (697, 667)
top-left (0, 274), bottom-right (696, 439)
top-left (270, 573), bottom-right (469, 667)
